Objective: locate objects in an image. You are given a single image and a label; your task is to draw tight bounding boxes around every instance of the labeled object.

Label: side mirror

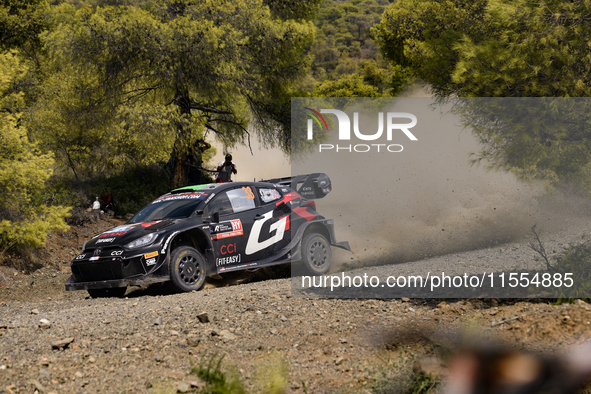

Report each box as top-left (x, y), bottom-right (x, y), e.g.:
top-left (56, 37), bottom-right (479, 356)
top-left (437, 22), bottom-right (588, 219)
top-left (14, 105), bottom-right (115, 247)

top-left (212, 211), bottom-right (220, 224)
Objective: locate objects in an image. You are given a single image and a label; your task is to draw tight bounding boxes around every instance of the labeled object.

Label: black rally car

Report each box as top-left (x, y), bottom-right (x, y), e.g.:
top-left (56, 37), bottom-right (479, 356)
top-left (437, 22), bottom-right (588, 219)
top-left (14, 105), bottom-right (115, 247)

top-left (66, 173), bottom-right (351, 297)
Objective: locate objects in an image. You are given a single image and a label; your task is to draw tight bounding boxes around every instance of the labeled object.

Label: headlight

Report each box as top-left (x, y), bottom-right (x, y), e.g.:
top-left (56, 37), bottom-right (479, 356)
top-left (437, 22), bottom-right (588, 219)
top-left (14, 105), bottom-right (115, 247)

top-left (125, 233), bottom-right (158, 249)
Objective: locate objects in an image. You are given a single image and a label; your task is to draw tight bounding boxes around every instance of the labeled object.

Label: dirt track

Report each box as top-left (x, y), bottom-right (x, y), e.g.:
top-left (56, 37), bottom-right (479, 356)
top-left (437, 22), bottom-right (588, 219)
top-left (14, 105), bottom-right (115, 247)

top-left (1, 218), bottom-right (591, 393)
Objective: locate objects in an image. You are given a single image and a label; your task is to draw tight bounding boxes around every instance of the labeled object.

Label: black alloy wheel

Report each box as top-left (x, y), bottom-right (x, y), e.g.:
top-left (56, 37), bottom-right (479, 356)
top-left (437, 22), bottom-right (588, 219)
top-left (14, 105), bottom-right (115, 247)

top-left (169, 246), bottom-right (206, 292)
top-left (301, 233), bottom-right (332, 275)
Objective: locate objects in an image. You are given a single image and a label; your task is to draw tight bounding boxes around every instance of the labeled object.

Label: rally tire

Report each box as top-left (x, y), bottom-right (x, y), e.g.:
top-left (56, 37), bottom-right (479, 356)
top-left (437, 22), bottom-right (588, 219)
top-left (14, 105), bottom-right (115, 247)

top-left (87, 287), bottom-right (127, 298)
top-left (301, 233), bottom-right (332, 275)
top-left (169, 246), bottom-right (206, 292)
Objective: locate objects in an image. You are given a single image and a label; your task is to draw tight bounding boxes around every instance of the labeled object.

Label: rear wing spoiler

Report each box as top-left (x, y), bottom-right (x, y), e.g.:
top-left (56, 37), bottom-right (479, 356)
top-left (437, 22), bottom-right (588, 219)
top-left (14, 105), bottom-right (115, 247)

top-left (260, 173), bottom-right (332, 199)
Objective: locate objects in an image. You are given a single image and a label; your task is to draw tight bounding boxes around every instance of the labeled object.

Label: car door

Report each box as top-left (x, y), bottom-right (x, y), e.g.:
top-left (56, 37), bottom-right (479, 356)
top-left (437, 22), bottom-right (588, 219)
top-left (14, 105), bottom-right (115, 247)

top-left (253, 186), bottom-right (291, 257)
top-left (203, 186), bottom-right (264, 270)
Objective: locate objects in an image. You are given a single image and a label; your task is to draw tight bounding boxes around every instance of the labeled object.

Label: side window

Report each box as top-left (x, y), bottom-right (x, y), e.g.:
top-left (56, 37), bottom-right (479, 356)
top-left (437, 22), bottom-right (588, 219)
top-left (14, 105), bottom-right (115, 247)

top-left (203, 193), bottom-right (233, 217)
top-left (226, 187), bottom-right (256, 213)
top-left (258, 188), bottom-right (282, 204)
top-left (204, 187), bottom-right (256, 217)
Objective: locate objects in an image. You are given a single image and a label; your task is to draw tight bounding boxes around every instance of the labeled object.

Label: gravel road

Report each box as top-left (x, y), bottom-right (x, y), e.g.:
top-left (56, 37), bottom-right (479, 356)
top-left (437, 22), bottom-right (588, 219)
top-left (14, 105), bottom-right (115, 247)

top-left (1, 212), bottom-right (591, 393)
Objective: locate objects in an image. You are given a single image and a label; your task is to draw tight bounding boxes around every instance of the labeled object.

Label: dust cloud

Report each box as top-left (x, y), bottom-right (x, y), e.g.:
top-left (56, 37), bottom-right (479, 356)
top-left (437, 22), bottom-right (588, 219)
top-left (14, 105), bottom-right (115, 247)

top-left (292, 98), bottom-right (591, 269)
top-left (205, 98), bottom-right (591, 270)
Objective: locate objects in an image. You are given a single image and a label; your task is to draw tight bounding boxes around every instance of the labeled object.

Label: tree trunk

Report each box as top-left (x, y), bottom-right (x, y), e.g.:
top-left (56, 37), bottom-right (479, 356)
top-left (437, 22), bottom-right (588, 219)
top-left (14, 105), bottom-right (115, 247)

top-left (172, 92), bottom-right (192, 189)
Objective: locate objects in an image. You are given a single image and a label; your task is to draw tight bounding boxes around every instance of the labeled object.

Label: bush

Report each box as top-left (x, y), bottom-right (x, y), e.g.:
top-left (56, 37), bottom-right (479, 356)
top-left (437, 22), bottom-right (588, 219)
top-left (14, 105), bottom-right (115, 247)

top-left (191, 353), bottom-right (246, 394)
top-left (548, 240), bottom-right (591, 300)
top-left (530, 226), bottom-right (591, 300)
top-left (0, 115), bottom-right (70, 254)
top-left (89, 164), bottom-right (174, 216)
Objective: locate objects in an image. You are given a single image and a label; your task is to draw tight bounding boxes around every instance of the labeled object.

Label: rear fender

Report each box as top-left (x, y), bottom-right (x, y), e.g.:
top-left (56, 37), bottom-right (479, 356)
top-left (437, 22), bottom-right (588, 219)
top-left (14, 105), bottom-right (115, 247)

top-left (291, 220), bottom-right (352, 261)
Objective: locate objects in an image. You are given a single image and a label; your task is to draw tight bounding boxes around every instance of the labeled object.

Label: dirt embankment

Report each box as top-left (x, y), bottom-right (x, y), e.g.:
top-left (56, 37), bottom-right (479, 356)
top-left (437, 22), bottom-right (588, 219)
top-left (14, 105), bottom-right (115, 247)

top-left (1, 218), bottom-right (591, 393)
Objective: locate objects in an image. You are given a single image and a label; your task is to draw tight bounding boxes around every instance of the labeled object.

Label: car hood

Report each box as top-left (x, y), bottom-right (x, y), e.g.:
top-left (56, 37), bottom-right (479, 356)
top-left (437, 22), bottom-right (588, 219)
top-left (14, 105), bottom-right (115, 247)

top-left (85, 219), bottom-right (182, 248)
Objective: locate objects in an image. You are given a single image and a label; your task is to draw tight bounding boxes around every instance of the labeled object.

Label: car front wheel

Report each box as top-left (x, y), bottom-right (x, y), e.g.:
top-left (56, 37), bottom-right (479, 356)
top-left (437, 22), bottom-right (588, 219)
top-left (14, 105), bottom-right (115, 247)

top-left (169, 246), bottom-right (206, 292)
top-left (301, 233), bottom-right (332, 275)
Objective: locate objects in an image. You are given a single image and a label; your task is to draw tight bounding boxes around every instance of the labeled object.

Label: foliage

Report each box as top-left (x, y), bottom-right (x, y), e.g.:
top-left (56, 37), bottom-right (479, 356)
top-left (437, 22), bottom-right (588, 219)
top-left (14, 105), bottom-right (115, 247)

top-left (310, 0), bottom-right (397, 96)
top-left (30, 181), bottom-right (81, 209)
top-left (404, 372), bottom-right (440, 394)
top-left (32, 0), bottom-right (320, 188)
top-left (253, 353), bottom-right (288, 394)
top-left (0, 50), bottom-right (70, 254)
top-left (373, 0), bottom-right (489, 97)
top-left (0, 0), bottom-right (48, 52)
top-left (454, 98), bottom-right (591, 189)
top-left (263, 0), bottom-right (322, 21)
top-left (0, 113), bottom-right (70, 251)
top-left (529, 225), bottom-right (591, 299)
top-left (374, 0), bottom-right (591, 188)
top-left (0, 5), bottom-right (72, 258)
top-left (191, 353), bottom-right (246, 394)
top-left (314, 73), bottom-right (380, 97)
top-left (544, 239), bottom-right (591, 300)
top-left (89, 163), bottom-right (178, 216)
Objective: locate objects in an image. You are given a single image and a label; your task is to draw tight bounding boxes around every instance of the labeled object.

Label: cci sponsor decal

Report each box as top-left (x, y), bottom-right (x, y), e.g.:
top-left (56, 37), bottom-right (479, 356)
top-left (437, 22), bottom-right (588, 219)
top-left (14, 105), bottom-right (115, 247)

top-left (145, 258), bottom-right (157, 266)
top-left (306, 108), bottom-right (418, 153)
top-left (144, 251), bottom-right (159, 259)
top-left (216, 254), bottom-right (241, 267)
top-left (220, 243), bottom-right (237, 255)
top-left (111, 250), bottom-right (123, 256)
top-left (210, 219), bottom-right (243, 240)
top-left (75, 254), bottom-right (86, 260)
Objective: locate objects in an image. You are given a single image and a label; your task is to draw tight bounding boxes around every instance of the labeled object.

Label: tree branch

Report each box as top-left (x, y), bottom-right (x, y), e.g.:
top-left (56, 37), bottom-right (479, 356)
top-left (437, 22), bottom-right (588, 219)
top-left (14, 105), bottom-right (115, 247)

top-left (208, 117), bottom-right (253, 155)
top-left (529, 224), bottom-right (554, 272)
top-left (188, 102), bottom-right (233, 115)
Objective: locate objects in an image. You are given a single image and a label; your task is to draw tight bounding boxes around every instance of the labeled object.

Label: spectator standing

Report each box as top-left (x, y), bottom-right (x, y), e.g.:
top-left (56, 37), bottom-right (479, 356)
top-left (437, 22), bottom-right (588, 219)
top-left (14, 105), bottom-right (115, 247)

top-left (216, 153), bottom-right (237, 183)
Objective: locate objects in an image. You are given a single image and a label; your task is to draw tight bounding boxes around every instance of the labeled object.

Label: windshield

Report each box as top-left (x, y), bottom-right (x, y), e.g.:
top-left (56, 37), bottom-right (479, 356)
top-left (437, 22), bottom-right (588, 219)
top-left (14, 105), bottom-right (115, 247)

top-left (129, 193), bottom-right (207, 223)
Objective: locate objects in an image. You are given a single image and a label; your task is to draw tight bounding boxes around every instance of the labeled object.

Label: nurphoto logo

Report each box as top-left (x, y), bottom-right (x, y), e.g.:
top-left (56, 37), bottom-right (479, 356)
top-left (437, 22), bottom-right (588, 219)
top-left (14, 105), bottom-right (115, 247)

top-left (305, 107), bottom-right (418, 153)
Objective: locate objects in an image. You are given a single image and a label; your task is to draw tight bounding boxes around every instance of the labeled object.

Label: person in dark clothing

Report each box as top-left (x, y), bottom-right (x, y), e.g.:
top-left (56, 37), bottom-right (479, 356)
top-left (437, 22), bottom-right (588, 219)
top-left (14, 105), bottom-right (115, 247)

top-left (216, 153), bottom-right (237, 183)
top-left (100, 192), bottom-right (115, 213)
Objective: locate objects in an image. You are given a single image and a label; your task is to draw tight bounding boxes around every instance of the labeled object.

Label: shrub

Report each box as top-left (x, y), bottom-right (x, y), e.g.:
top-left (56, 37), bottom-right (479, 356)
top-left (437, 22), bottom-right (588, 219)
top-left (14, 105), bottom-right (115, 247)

top-left (0, 115), bottom-right (70, 255)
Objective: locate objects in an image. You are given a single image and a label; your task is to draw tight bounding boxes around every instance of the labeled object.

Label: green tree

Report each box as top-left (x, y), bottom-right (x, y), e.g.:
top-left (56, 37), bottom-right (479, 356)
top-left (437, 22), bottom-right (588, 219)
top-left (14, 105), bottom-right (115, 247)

top-left (33, 0), bottom-right (320, 188)
top-left (374, 0), bottom-right (591, 97)
top-left (0, 51), bottom-right (69, 254)
top-left (0, 0), bottom-right (47, 52)
top-left (314, 73), bottom-right (380, 98)
top-left (374, 0), bottom-right (591, 188)
top-left (309, 0), bottom-right (394, 95)
top-left (373, 0), bottom-right (489, 97)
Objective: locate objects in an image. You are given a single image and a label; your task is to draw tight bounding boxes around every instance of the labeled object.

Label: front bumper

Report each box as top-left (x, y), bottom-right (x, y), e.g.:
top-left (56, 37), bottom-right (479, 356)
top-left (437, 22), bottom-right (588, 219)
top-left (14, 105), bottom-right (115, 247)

top-left (67, 247), bottom-right (169, 291)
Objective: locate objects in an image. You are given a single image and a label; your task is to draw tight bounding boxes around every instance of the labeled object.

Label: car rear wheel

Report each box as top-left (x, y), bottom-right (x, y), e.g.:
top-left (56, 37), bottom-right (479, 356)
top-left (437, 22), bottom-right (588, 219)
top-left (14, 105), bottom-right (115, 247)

top-left (301, 233), bottom-right (332, 275)
top-left (169, 246), bottom-right (206, 292)
top-left (87, 287), bottom-right (127, 298)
